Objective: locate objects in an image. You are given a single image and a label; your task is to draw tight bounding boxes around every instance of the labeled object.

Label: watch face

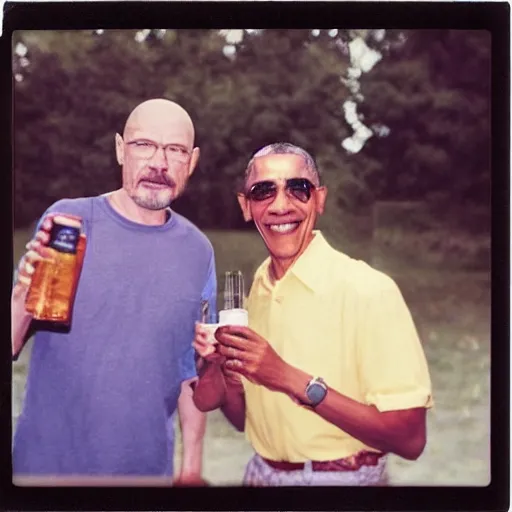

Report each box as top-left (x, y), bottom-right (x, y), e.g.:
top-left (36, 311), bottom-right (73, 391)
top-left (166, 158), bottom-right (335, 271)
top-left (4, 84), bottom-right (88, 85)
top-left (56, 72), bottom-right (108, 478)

top-left (307, 382), bottom-right (327, 405)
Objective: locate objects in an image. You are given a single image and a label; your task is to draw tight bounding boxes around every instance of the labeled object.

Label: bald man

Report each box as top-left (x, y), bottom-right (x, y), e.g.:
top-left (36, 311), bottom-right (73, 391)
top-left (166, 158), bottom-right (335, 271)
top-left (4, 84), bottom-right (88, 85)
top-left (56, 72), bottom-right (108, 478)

top-left (11, 99), bottom-right (215, 485)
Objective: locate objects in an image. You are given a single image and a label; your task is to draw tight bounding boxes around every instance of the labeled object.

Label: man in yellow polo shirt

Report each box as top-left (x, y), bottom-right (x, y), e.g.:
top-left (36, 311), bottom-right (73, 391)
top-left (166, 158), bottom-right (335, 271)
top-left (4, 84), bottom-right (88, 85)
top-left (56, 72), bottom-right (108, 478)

top-left (193, 142), bottom-right (433, 486)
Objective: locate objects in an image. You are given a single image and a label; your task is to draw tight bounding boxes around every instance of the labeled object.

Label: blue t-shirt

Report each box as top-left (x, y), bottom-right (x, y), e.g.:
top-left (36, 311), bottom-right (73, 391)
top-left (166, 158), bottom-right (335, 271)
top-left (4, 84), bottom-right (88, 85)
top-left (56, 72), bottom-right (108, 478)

top-left (13, 195), bottom-right (217, 476)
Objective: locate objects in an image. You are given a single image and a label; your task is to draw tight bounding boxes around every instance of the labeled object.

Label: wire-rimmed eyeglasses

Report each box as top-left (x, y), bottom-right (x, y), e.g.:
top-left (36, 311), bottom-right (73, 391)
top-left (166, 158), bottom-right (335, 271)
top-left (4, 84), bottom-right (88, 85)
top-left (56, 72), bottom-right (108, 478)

top-left (126, 139), bottom-right (192, 163)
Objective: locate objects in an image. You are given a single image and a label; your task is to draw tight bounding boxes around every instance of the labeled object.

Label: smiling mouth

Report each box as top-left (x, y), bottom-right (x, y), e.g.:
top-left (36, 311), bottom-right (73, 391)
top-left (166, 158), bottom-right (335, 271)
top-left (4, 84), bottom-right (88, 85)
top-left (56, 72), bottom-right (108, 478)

top-left (267, 222), bottom-right (302, 234)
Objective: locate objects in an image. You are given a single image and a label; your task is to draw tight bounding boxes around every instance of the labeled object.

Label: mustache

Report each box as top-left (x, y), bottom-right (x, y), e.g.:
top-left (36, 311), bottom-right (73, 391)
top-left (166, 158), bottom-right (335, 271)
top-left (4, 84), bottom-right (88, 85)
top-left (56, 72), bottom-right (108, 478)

top-left (138, 174), bottom-right (175, 187)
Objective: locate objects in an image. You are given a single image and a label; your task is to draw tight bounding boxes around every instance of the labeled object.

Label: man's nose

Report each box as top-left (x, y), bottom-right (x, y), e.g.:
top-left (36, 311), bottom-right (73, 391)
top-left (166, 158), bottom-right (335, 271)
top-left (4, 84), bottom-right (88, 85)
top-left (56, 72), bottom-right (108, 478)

top-left (149, 146), bottom-right (168, 170)
top-left (268, 187), bottom-right (293, 214)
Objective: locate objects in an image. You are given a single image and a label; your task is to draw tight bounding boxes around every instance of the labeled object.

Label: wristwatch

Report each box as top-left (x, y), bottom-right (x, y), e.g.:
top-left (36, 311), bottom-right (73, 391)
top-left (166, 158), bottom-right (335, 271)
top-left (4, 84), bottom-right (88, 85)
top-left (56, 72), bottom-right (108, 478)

top-left (304, 377), bottom-right (328, 407)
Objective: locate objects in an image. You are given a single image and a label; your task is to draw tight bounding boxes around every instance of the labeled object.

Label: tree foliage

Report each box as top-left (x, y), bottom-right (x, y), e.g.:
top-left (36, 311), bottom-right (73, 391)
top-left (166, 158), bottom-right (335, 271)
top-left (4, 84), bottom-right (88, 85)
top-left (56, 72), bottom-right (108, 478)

top-left (13, 29), bottom-right (490, 233)
top-left (358, 30), bottom-right (491, 230)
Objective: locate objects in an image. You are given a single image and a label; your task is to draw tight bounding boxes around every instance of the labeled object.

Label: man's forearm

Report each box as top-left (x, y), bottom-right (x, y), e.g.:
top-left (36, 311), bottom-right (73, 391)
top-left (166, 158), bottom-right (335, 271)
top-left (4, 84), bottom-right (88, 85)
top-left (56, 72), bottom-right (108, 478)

top-left (178, 379), bottom-right (206, 478)
top-left (193, 359), bottom-right (226, 412)
top-left (281, 365), bottom-right (426, 460)
top-left (193, 360), bottom-right (246, 431)
top-left (220, 379), bottom-right (246, 432)
top-left (11, 284), bottom-right (33, 357)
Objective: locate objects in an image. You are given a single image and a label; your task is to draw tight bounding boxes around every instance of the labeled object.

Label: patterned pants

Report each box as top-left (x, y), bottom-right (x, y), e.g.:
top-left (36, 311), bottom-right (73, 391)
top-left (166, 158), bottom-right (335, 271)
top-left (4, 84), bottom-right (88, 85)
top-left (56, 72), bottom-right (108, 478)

top-left (243, 454), bottom-right (388, 486)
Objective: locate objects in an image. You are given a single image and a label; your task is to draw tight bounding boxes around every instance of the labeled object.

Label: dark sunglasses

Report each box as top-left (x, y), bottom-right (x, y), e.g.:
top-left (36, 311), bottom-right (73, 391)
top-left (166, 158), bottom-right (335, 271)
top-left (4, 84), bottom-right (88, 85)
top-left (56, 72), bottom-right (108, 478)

top-left (246, 178), bottom-right (316, 203)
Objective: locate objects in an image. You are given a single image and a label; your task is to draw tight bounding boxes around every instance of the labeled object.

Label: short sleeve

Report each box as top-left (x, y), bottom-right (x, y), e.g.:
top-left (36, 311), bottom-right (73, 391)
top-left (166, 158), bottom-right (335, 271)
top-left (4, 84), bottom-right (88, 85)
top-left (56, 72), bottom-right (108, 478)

top-left (179, 344), bottom-right (197, 381)
top-left (178, 250), bottom-right (217, 381)
top-left (358, 277), bottom-right (433, 412)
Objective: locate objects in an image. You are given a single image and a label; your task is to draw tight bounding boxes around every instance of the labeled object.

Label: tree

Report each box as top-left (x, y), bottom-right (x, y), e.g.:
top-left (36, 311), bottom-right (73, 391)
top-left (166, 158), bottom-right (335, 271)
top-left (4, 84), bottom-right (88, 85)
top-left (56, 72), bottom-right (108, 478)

top-left (13, 29), bottom-right (490, 236)
top-left (358, 30), bottom-right (491, 231)
top-left (14, 29), bottom-right (354, 229)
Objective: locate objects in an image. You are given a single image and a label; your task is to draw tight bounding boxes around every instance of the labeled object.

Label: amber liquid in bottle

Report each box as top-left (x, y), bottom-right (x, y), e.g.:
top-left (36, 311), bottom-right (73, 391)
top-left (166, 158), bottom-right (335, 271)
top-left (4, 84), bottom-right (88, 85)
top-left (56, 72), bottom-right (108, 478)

top-left (26, 215), bottom-right (86, 325)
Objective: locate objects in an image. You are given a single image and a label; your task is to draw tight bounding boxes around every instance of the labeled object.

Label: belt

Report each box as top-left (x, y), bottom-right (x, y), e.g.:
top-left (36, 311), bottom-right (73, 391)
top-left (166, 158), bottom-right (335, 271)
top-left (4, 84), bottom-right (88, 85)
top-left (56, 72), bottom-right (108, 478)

top-left (261, 450), bottom-right (386, 472)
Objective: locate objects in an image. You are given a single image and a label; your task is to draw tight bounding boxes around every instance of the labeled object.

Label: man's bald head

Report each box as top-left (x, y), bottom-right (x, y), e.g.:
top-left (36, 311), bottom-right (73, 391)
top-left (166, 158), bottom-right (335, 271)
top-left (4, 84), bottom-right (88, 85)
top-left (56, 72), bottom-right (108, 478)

top-left (115, 98), bottom-right (200, 212)
top-left (123, 98), bottom-right (195, 142)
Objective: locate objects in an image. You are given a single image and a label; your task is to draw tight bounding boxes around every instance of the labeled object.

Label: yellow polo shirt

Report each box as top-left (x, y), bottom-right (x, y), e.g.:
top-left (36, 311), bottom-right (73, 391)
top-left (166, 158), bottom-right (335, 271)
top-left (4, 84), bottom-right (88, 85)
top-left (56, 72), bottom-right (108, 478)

top-left (243, 231), bottom-right (433, 462)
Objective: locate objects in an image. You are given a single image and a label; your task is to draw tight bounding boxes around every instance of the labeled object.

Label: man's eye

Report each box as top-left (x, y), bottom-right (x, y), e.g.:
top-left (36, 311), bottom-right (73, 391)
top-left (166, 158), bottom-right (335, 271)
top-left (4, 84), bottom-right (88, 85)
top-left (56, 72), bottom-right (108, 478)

top-left (167, 146), bottom-right (186, 154)
top-left (135, 141), bottom-right (152, 147)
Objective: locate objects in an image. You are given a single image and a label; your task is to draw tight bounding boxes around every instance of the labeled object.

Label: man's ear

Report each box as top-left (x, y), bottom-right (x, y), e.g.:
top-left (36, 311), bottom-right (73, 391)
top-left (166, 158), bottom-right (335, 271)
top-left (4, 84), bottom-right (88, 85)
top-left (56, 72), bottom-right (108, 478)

top-left (237, 193), bottom-right (253, 222)
top-left (115, 133), bottom-right (124, 166)
top-left (187, 147), bottom-right (200, 177)
top-left (315, 186), bottom-right (328, 215)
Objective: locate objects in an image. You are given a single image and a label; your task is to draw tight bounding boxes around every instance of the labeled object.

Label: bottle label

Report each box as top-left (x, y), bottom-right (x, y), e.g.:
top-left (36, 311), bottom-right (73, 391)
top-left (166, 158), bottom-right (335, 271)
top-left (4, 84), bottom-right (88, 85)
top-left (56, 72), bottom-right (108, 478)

top-left (49, 223), bottom-right (81, 254)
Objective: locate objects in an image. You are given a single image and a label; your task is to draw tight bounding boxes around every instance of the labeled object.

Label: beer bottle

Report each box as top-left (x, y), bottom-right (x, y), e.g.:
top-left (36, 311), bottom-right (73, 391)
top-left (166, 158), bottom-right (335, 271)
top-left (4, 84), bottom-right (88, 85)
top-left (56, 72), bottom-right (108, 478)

top-left (25, 215), bottom-right (86, 325)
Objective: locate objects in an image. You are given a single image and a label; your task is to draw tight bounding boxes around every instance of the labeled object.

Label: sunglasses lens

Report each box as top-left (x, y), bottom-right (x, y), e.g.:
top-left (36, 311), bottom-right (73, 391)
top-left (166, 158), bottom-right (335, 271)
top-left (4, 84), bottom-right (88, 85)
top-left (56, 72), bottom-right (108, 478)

top-left (248, 181), bottom-right (277, 201)
top-left (247, 179), bottom-right (315, 202)
top-left (288, 179), bottom-right (314, 202)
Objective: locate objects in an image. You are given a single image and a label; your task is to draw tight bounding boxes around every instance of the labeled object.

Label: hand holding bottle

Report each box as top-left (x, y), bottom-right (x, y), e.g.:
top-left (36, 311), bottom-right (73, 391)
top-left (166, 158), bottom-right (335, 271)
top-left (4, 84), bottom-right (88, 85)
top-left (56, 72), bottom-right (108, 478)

top-left (15, 213), bottom-right (60, 291)
top-left (192, 271), bottom-right (248, 383)
top-left (24, 213), bottom-right (86, 324)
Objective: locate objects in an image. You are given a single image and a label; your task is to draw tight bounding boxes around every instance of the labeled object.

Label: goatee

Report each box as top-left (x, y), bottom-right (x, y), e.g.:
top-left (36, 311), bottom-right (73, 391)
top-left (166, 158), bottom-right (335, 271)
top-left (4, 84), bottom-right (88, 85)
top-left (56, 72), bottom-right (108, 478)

top-left (131, 193), bottom-right (173, 210)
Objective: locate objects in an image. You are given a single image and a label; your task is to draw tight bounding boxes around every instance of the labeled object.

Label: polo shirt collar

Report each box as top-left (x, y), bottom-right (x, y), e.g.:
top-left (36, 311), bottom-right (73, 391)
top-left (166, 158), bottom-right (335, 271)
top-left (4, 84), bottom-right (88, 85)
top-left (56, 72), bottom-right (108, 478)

top-left (257, 230), bottom-right (333, 294)
top-left (289, 230), bottom-right (332, 292)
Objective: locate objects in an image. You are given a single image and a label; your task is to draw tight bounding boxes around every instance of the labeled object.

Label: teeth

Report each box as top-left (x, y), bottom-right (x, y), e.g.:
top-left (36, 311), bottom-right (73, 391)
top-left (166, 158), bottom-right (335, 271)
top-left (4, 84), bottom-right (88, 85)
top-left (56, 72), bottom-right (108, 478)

top-left (269, 223), bottom-right (299, 233)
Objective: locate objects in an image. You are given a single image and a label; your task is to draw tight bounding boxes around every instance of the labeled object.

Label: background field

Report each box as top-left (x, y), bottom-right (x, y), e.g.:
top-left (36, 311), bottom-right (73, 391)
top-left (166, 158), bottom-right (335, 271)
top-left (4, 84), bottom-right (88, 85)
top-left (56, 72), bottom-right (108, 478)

top-left (12, 224), bottom-right (490, 486)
